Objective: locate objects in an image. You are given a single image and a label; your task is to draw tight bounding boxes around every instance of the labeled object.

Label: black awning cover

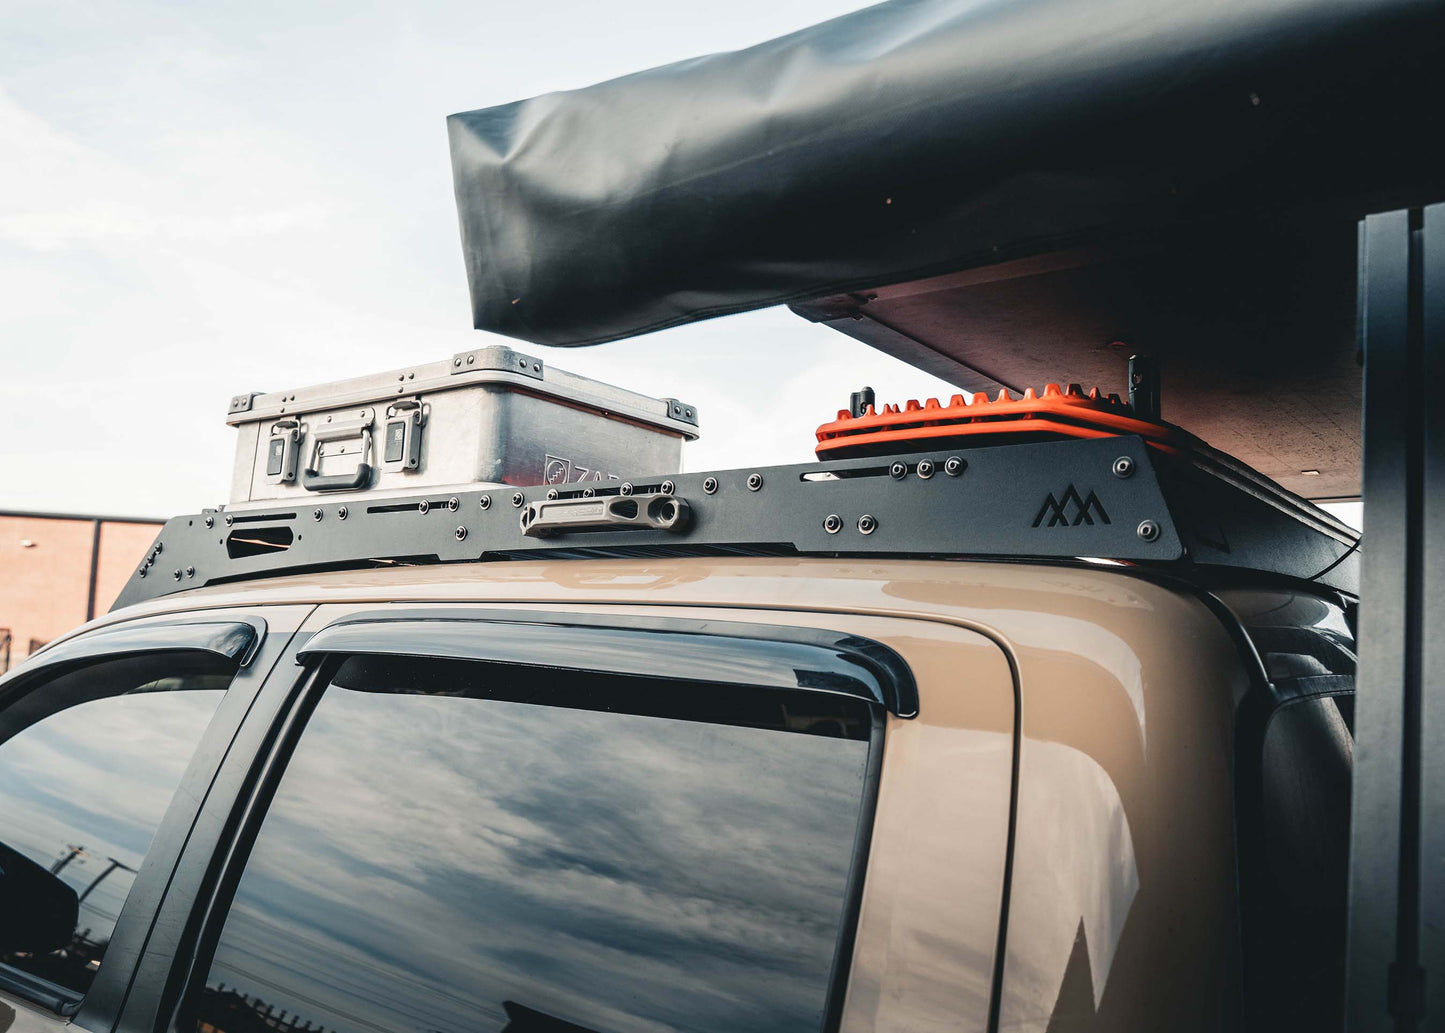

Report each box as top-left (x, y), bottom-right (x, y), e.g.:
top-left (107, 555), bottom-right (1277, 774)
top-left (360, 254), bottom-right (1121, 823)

top-left (449, 0), bottom-right (1443, 348)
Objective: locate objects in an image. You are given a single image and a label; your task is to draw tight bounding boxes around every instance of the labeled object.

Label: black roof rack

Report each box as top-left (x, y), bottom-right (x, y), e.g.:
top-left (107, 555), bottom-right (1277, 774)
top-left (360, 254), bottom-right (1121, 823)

top-left (113, 435), bottom-right (1358, 611)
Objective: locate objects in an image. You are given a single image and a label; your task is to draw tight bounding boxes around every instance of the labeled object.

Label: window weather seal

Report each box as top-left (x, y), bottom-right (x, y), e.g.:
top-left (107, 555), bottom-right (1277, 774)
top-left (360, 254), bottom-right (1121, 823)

top-left (1, 619), bottom-right (264, 688)
top-left (296, 608), bottom-right (919, 718)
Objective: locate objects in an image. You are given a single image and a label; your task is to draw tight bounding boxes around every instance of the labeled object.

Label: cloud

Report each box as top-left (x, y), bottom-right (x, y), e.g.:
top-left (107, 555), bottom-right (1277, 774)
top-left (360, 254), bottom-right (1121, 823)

top-left (0, 86), bottom-right (333, 253)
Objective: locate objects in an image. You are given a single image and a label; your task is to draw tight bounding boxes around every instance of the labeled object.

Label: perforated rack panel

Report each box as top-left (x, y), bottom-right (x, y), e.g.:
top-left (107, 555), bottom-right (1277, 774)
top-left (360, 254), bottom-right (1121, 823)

top-left (113, 436), bottom-right (1358, 611)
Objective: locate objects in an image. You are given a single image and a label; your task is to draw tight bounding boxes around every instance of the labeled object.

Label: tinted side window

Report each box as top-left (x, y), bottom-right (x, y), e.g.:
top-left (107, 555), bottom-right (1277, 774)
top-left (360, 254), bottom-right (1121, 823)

top-left (0, 652), bottom-right (234, 1001)
top-left (192, 655), bottom-right (875, 1033)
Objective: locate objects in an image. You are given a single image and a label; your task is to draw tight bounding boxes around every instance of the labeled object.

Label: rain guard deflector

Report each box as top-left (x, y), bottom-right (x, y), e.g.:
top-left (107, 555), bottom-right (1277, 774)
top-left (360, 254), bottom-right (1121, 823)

top-left (447, 0), bottom-right (1443, 348)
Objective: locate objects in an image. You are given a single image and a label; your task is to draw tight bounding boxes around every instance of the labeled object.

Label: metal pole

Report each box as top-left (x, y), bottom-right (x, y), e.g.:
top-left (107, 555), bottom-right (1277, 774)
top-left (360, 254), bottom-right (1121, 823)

top-left (1347, 203), bottom-right (1445, 1032)
top-left (85, 518), bottom-right (102, 621)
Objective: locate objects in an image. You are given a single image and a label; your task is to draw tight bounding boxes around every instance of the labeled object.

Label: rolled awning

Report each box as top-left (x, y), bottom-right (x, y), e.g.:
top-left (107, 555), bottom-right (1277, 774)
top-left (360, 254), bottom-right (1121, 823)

top-left (447, 0), bottom-right (1444, 349)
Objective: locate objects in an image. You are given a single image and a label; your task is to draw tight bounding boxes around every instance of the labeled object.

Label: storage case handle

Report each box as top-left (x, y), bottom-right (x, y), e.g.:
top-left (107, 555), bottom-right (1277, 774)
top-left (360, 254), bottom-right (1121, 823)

top-left (302, 413), bottom-right (374, 492)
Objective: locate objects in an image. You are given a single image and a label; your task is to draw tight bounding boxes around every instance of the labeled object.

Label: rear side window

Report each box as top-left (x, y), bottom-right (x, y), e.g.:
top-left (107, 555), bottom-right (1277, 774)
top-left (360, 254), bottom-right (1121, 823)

top-left (0, 652), bottom-right (235, 1002)
top-left (190, 655), bottom-right (876, 1033)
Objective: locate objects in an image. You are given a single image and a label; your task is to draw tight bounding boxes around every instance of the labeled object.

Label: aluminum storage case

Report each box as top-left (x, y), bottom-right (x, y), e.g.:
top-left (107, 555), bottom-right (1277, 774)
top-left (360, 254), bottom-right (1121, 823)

top-left (226, 346), bottom-right (699, 510)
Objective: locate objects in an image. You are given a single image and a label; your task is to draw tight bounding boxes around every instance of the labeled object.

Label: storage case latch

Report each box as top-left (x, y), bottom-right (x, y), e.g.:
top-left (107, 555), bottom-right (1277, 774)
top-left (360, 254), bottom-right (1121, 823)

top-left (382, 399), bottom-right (426, 473)
top-left (265, 419), bottom-right (302, 484)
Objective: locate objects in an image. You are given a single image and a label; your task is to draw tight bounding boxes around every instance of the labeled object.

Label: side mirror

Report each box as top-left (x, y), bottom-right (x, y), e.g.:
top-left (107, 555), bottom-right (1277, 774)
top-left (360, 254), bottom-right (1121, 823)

top-left (0, 842), bottom-right (78, 956)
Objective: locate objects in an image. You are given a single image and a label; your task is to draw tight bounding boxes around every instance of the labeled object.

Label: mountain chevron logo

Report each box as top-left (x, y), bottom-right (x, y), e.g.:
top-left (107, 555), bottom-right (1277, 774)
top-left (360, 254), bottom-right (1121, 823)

top-left (1033, 485), bottom-right (1111, 528)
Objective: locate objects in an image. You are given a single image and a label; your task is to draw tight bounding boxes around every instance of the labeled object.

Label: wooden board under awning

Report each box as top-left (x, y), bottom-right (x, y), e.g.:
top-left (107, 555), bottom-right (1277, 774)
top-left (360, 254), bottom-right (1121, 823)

top-left (793, 217), bottom-right (1362, 501)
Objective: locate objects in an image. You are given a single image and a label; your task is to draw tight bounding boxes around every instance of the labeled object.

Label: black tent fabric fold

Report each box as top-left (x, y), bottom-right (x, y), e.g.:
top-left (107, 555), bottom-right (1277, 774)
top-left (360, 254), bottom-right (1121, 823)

top-left (448, 0), bottom-right (1444, 348)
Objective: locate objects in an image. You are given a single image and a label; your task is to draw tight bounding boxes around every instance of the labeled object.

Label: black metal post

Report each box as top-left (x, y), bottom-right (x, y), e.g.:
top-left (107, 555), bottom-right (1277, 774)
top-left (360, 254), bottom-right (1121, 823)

top-left (85, 518), bottom-right (102, 621)
top-left (1347, 203), bottom-right (1445, 1032)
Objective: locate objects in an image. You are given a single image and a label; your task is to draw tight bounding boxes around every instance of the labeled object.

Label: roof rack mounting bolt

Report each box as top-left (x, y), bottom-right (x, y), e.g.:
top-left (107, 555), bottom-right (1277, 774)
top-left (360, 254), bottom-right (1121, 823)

top-left (583, 487), bottom-right (595, 498)
top-left (419, 500), bottom-right (431, 514)
top-left (889, 462), bottom-right (907, 480)
top-left (620, 482), bottom-right (634, 496)
top-left (204, 516), bottom-right (215, 529)
top-left (546, 489), bottom-right (559, 500)
top-left (858, 514), bottom-right (878, 535)
top-left (944, 456), bottom-right (964, 477)
top-left (338, 506), bottom-right (348, 520)
top-left (824, 514), bottom-right (843, 534)
top-left (511, 492), bottom-right (525, 508)
top-left (224, 514), bottom-right (234, 526)
top-left (661, 479), bottom-right (677, 495)
top-left (1113, 456), bottom-right (1135, 479)
top-left (313, 508), bottom-right (323, 522)
top-left (746, 473), bottom-right (763, 491)
top-left (702, 477), bottom-right (718, 495)
top-left (171, 569), bottom-right (182, 581)
top-left (447, 497), bottom-right (460, 512)
top-left (479, 495), bottom-right (491, 510)
top-left (917, 459), bottom-right (935, 479)
top-left (185, 567), bottom-right (196, 579)
top-left (454, 526), bottom-right (468, 541)
top-left (1137, 519), bottom-right (1161, 542)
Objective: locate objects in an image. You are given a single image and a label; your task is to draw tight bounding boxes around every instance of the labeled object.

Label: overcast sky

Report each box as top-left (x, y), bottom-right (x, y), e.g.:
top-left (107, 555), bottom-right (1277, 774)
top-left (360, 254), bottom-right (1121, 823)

top-left (0, 0), bottom-right (980, 518)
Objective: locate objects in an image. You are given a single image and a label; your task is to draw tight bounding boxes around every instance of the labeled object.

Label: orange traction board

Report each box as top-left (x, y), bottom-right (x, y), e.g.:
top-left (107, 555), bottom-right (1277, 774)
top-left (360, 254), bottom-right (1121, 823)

top-left (815, 383), bottom-right (1188, 459)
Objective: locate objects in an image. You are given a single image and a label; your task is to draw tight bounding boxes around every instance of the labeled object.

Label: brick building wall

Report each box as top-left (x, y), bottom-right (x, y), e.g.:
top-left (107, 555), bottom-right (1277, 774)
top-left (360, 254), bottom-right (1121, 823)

top-left (0, 512), bottom-right (162, 672)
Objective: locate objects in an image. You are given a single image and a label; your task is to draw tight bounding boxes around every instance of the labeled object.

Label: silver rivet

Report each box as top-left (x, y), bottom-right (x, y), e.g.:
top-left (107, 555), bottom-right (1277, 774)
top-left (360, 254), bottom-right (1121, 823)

top-left (204, 516), bottom-right (214, 529)
top-left (944, 456), bottom-right (964, 477)
top-left (533, 362), bottom-right (542, 372)
top-left (338, 506), bottom-right (348, 520)
top-left (518, 358), bottom-right (527, 369)
top-left (620, 482), bottom-right (634, 496)
top-left (889, 462), bottom-right (907, 480)
top-left (858, 514), bottom-right (878, 535)
top-left (546, 489), bottom-right (559, 500)
top-left (137, 567), bottom-right (146, 578)
top-left (703, 477), bottom-right (718, 494)
top-left (1137, 519), bottom-right (1160, 542)
top-left (153, 542), bottom-right (163, 555)
top-left (746, 473), bottom-right (763, 491)
top-left (454, 526), bottom-right (468, 541)
top-left (824, 514), bottom-right (843, 534)
top-left (685, 409), bottom-right (693, 418)
top-left (313, 508), bottom-right (323, 521)
top-left (454, 357), bottom-right (462, 367)
top-left (661, 479), bottom-right (676, 495)
top-left (466, 354), bottom-right (475, 364)
top-left (419, 500), bottom-right (430, 514)
top-left (224, 514), bottom-right (234, 526)
top-left (512, 492), bottom-right (525, 507)
top-left (1113, 456), bottom-right (1135, 479)
top-left (186, 566), bottom-right (196, 578)
top-left (583, 487), bottom-right (595, 497)
top-left (479, 495), bottom-right (491, 510)
top-left (917, 459), bottom-right (935, 479)
top-left (447, 496), bottom-right (460, 512)
top-left (172, 569), bottom-right (182, 581)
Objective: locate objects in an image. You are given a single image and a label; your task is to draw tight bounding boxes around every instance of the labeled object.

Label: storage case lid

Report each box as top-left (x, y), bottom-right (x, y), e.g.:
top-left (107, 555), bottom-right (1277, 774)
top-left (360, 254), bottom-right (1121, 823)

top-left (227, 345), bottom-right (700, 437)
